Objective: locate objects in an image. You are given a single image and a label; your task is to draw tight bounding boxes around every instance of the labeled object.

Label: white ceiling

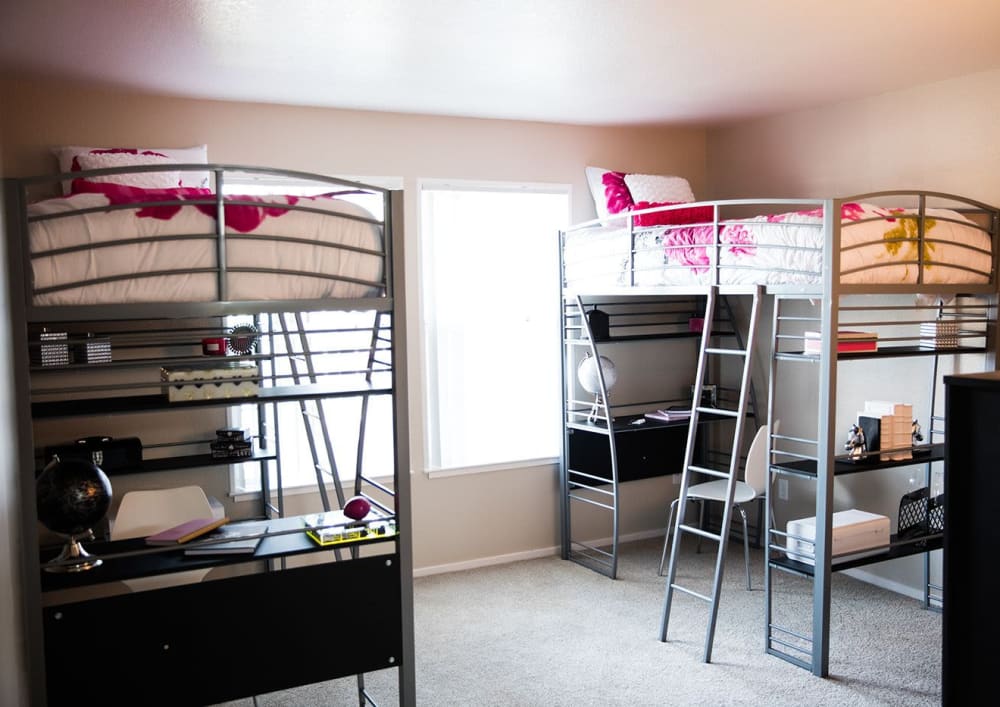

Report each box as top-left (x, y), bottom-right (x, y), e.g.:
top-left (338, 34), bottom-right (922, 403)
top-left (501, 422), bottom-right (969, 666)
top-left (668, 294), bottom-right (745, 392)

top-left (3, 0), bottom-right (1000, 126)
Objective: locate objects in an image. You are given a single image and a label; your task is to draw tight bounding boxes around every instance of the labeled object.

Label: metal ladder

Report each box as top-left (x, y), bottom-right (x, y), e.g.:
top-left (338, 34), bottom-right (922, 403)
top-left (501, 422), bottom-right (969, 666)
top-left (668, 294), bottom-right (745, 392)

top-left (659, 285), bottom-right (763, 662)
top-left (278, 311), bottom-right (347, 513)
top-left (276, 310), bottom-right (394, 515)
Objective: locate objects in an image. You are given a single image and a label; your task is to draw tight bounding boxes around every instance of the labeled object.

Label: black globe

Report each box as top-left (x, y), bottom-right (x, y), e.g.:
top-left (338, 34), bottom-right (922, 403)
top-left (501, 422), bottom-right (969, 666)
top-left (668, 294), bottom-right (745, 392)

top-left (36, 456), bottom-right (113, 537)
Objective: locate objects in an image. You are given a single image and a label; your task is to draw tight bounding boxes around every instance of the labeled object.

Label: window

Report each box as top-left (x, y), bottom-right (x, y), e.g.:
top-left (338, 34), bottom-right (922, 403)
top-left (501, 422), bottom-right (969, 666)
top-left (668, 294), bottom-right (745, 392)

top-left (225, 175), bottom-right (402, 496)
top-left (420, 180), bottom-right (569, 473)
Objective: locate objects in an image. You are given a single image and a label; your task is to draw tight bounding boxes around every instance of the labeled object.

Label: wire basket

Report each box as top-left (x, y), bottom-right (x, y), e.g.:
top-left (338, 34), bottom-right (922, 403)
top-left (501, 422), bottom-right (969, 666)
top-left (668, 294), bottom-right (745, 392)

top-left (897, 486), bottom-right (944, 540)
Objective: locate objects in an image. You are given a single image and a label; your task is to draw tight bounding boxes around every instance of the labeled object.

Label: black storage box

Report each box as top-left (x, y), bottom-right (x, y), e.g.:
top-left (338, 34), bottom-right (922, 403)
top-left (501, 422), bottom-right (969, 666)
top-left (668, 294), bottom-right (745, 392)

top-left (897, 486), bottom-right (944, 540)
top-left (43, 436), bottom-right (142, 474)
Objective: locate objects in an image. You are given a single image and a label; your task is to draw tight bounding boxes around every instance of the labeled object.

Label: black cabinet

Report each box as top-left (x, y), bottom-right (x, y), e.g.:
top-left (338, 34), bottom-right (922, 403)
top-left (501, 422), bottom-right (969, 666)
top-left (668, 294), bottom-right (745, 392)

top-left (942, 371), bottom-right (1000, 705)
top-left (567, 417), bottom-right (693, 483)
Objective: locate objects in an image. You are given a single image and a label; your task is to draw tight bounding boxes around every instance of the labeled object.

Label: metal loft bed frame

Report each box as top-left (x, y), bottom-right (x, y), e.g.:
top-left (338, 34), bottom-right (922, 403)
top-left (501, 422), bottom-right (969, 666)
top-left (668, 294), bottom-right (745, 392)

top-left (559, 191), bottom-right (1000, 672)
top-left (5, 165), bottom-right (415, 706)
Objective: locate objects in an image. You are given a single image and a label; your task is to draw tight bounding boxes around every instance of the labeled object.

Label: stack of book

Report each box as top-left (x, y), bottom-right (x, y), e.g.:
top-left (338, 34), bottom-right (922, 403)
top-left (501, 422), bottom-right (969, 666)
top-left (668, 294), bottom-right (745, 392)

top-left (857, 400), bottom-right (913, 461)
top-left (804, 330), bottom-right (878, 354)
top-left (919, 320), bottom-right (959, 349)
top-left (644, 407), bottom-right (692, 422)
top-left (183, 520), bottom-right (269, 555)
top-left (210, 427), bottom-right (254, 459)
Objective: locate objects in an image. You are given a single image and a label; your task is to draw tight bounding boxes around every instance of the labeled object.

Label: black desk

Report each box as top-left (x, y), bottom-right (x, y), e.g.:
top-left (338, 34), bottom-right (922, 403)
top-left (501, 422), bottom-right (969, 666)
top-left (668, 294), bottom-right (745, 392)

top-left (567, 413), bottom-right (721, 484)
top-left (40, 516), bottom-right (402, 706)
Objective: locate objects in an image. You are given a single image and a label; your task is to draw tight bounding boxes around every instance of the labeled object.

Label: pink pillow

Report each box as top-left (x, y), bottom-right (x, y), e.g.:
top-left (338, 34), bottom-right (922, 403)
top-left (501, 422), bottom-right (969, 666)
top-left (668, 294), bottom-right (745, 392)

top-left (585, 165), bottom-right (696, 224)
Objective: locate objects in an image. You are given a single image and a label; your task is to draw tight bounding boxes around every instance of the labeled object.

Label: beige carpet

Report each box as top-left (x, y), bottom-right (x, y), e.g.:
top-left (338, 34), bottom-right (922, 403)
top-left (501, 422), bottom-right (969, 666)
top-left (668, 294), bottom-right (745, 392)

top-left (218, 536), bottom-right (941, 706)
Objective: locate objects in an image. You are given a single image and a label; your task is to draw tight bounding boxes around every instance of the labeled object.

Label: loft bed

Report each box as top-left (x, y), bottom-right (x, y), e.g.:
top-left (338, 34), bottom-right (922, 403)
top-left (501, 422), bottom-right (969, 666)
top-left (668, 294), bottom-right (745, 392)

top-left (13, 163), bottom-right (390, 316)
top-left (4, 162), bottom-right (414, 706)
top-left (558, 187), bottom-right (999, 675)
top-left (562, 193), bottom-right (997, 295)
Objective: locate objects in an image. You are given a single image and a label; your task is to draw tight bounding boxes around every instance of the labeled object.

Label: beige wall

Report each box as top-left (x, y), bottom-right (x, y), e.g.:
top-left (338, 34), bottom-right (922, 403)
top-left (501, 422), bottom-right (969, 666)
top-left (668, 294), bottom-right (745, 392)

top-left (707, 68), bottom-right (1000, 205)
top-left (0, 75), bottom-right (707, 578)
top-left (706, 67), bottom-right (1000, 595)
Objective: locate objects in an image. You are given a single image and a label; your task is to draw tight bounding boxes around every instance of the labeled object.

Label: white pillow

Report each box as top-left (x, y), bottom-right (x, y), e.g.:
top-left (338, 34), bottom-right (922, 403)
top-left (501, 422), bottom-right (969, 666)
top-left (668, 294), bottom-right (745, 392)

top-left (585, 165), bottom-right (615, 221)
top-left (623, 173), bottom-right (695, 205)
top-left (52, 144), bottom-right (210, 194)
top-left (75, 151), bottom-right (182, 190)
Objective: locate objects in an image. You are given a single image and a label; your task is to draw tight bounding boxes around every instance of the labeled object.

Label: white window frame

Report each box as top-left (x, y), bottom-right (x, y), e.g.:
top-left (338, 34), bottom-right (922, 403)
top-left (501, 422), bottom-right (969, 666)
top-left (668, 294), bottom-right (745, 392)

top-left (418, 178), bottom-right (570, 477)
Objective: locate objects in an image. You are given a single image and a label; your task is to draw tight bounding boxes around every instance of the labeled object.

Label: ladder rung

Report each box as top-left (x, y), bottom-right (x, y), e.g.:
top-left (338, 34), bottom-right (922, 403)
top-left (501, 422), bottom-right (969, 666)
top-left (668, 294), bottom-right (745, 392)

top-left (686, 465), bottom-right (730, 480)
top-left (671, 584), bottom-right (712, 603)
top-left (697, 406), bottom-right (739, 417)
top-left (704, 347), bottom-right (747, 356)
top-left (678, 524), bottom-right (722, 542)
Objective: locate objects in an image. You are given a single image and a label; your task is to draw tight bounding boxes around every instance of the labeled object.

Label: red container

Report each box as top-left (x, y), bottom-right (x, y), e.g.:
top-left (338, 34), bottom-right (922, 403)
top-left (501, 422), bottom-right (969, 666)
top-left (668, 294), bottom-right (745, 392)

top-left (201, 337), bottom-right (227, 356)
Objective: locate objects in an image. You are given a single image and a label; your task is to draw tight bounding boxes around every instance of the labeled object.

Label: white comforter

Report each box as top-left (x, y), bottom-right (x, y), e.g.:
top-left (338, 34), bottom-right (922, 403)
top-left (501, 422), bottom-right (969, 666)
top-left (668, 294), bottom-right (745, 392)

top-left (563, 202), bottom-right (992, 289)
top-left (28, 190), bottom-right (384, 305)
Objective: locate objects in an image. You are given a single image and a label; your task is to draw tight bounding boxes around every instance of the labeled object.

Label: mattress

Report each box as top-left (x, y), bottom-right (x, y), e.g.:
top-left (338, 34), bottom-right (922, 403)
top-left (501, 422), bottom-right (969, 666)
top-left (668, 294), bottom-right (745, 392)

top-left (26, 186), bottom-right (385, 305)
top-left (563, 202), bottom-right (993, 289)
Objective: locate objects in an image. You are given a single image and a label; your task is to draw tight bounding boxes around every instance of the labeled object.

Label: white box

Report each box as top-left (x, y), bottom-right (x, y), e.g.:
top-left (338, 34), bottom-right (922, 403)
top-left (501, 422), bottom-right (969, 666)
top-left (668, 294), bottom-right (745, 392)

top-left (786, 509), bottom-right (890, 565)
top-left (161, 362), bottom-right (260, 402)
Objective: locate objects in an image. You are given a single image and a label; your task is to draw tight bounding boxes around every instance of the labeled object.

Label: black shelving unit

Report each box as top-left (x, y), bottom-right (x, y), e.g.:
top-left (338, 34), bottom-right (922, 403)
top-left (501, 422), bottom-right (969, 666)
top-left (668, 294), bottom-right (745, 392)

top-left (765, 293), bottom-right (998, 677)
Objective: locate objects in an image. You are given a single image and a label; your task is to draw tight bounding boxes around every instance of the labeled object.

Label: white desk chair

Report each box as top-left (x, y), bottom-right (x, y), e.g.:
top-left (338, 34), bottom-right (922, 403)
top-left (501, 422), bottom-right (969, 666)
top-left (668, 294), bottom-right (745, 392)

top-left (658, 423), bottom-right (773, 590)
top-left (111, 485), bottom-right (219, 592)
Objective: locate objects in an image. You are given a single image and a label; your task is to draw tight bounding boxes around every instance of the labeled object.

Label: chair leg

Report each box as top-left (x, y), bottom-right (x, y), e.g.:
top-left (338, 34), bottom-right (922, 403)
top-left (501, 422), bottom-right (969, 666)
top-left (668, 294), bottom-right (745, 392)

top-left (696, 500), bottom-right (706, 554)
top-left (737, 504), bottom-right (751, 590)
top-left (658, 499), bottom-right (680, 576)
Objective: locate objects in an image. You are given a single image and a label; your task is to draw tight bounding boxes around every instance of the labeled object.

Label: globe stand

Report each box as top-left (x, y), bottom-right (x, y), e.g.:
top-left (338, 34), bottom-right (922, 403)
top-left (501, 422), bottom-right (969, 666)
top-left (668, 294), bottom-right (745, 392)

top-left (45, 531), bottom-right (102, 573)
top-left (587, 394), bottom-right (607, 424)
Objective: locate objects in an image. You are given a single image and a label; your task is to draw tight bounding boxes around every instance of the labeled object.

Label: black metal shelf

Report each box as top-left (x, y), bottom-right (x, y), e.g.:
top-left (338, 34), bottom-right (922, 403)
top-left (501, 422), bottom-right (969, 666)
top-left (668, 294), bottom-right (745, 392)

top-left (565, 410), bottom-right (731, 435)
top-left (771, 443), bottom-right (943, 479)
top-left (565, 331), bottom-right (702, 345)
top-left (770, 533), bottom-right (943, 577)
top-left (31, 377), bottom-right (393, 419)
top-left (776, 345), bottom-right (986, 362)
top-left (29, 352), bottom-right (270, 374)
top-left (128, 450), bottom-right (277, 475)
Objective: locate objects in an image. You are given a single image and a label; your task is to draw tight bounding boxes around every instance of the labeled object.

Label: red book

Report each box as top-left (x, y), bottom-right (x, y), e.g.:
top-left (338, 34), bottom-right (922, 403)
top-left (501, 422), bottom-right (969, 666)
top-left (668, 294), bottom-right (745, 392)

top-left (803, 331), bottom-right (877, 354)
top-left (145, 516), bottom-right (229, 545)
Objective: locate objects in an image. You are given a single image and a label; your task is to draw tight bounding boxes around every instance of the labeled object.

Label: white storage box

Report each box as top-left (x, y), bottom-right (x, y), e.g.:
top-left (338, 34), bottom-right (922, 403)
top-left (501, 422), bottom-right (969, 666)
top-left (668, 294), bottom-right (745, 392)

top-left (161, 362), bottom-right (260, 402)
top-left (786, 509), bottom-right (890, 565)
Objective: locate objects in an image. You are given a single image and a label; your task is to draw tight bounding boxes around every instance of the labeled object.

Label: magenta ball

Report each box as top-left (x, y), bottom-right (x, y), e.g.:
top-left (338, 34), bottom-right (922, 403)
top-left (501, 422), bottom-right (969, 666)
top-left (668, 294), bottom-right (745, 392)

top-left (344, 496), bottom-right (371, 520)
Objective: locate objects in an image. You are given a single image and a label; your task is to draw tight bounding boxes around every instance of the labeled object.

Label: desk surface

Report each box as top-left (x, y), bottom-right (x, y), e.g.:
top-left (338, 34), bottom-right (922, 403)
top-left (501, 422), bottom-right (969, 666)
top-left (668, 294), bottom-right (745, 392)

top-left (39, 514), bottom-right (398, 591)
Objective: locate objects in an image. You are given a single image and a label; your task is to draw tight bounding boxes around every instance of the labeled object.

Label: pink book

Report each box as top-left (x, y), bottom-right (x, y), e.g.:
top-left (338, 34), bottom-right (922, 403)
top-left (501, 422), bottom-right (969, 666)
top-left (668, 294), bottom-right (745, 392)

top-left (145, 517), bottom-right (229, 545)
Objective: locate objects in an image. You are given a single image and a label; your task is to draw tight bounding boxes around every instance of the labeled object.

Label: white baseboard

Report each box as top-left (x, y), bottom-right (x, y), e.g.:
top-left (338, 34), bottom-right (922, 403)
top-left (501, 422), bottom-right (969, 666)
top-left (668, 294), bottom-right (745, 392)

top-left (842, 567), bottom-right (925, 601)
top-left (412, 528), bottom-right (665, 578)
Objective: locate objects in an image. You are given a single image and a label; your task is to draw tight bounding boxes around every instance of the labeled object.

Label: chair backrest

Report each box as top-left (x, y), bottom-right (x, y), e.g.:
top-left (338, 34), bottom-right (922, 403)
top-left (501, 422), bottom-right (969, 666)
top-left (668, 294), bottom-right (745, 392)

top-left (111, 485), bottom-right (215, 540)
top-left (743, 423), bottom-right (774, 496)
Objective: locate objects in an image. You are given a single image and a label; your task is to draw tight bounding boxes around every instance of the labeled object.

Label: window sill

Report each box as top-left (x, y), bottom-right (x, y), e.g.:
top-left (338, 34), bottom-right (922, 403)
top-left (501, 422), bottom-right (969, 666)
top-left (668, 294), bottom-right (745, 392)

top-left (425, 457), bottom-right (559, 479)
